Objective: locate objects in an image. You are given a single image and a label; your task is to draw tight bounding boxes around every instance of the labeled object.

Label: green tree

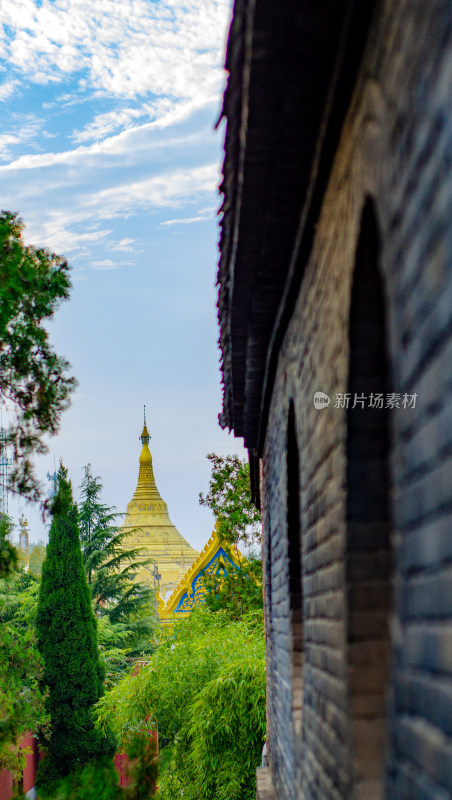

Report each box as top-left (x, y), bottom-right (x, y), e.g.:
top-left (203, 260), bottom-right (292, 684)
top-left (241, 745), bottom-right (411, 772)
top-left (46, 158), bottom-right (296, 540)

top-left (0, 211), bottom-right (76, 502)
top-left (0, 517), bottom-right (48, 779)
top-left (199, 454), bottom-right (261, 549)
top-left (79, 464), bottom-right (155, 617)
top-left (36, 463), bottom-right (114, 790)
top-left (37, 734), bottom-right (157, 800)
top-left (0, 624), bottom-right (48, 778)
top-left (78, 464), bottom-right (158, 676)
top-left (27, 541), bottom-right (47, 576)
top-left (203, 554), bottom-right (263, 618)
top-left (0, 514), bottom-right (18, 577)
top-left (96, 609), bottom-right (266, 800)
top-left (200, 454), bottom-right (263, 616)
top-left (0, 568), bottom-right (40, 630)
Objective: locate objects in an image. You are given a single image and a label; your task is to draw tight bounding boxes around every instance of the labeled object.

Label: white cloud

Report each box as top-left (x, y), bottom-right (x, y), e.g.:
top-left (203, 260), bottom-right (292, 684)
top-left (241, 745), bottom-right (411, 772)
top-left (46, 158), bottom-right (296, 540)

top-left (110, 238), bottom-right (135, 252)
top-left (0, 0), bottom-right (230, 117)
top-left (160, 213), bottom-right (212, 227)
top-left (85, 163), bottom-right (218, 218)
top-left (73, 106), bottom-right (146, 143)
top-left (22, 223), bottom-right (114, 256)
top-left (0, 114), bottom-right (46, 159)
top-left (71, 95), bottom-right (202, 144)
top-left (0, 117), bottom-right (208, 171)
top-left (2, 160), bottom-right (218, 257)
top-left (0, 0), bottom-right (228, 262)
top-left (0, 79), bottom-right (19, 101)
top-left (0, 132), bottom-right (21, 158)
top-left (91, 259), bottom-right (119, 270)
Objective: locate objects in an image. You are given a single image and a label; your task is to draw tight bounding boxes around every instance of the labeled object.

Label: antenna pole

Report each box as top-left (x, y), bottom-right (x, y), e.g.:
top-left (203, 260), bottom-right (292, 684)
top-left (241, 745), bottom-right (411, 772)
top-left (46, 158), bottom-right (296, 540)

top-left (0, 426), bottom-right (12, 516)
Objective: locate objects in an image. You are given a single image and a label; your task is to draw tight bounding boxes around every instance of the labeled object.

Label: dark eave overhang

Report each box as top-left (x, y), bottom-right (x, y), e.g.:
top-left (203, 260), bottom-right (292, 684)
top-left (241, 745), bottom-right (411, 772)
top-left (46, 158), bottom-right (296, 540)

top-left (218, 0), bottom-right (377, 456)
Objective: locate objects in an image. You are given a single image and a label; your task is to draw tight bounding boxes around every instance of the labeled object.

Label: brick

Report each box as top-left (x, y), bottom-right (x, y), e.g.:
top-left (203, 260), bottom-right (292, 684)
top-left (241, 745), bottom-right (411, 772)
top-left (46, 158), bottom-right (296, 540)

top-left (394, 670), bottom-right (452, 737)
top-left (395, 715), bottom-right (452, 789)
top-left (404, 623), bottom-right (452, 675)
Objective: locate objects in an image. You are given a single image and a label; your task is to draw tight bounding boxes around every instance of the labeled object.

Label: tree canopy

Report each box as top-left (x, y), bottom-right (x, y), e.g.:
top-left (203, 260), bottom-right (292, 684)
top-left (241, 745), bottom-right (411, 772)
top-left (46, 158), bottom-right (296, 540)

top-left (96, 608), bottom-right (266, 800)
top-left (199, 453), bottom-right (261, 550)
top-left (202, 552), bottom-right (263, 618)
top-left (200, 453), bottom-right (263, 616)
top-left (0, 211), bottom-right (76, 502)
top-left (0, 517), bottom-right (48, 778)
top-left (0, 513), bottom-right (18, 577)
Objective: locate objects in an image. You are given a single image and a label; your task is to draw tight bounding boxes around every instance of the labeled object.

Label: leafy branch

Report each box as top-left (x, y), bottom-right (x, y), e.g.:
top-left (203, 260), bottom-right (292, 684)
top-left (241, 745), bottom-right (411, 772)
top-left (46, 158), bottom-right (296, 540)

top-left (0, 211), bottom-right (76, 504)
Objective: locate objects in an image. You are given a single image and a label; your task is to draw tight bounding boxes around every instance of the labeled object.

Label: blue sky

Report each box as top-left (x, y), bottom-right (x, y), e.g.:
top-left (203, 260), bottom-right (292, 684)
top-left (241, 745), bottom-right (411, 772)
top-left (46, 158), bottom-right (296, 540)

top-left (0, 0), bottom-right (245, 551)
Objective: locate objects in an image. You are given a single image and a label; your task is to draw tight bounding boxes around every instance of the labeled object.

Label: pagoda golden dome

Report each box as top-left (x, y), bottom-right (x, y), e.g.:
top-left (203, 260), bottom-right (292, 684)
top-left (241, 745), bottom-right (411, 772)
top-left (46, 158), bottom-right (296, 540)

top-left (119, 411), bottom-right (198, 598)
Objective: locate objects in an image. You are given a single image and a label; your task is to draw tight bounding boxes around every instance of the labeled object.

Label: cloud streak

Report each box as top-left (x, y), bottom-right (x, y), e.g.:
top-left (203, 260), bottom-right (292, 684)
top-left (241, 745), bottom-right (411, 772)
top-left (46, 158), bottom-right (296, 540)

top-left (0, 114), bottom-right (48, 159)
top-left (160, 213), bottom-right (213, 227)
top-left (0, 114), bottom-right (211, 172)
top-left (86, 163), bottom-right (218, 216)
top-left (0, 156), bottom-right (218, 258)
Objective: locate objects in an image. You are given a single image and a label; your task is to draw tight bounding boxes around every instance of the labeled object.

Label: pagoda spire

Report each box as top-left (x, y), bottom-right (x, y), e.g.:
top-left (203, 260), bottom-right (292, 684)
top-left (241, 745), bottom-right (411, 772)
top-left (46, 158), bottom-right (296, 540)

top-left (135, 409), bottom-right (159, 497)
top-left (120, 412), bottom-right (199, 596)
top-left (141, 405), bottom-right (150, 445)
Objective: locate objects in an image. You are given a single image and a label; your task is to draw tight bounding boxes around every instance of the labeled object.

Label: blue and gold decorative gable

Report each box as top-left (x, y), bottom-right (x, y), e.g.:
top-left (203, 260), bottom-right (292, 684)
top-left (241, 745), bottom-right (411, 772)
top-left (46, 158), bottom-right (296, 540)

top-left (159, 528), bottom-right (241, 620)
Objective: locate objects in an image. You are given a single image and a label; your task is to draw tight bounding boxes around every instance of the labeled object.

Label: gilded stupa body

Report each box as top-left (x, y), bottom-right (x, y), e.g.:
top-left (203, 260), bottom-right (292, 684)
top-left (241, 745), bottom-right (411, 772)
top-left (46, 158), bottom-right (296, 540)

top-left (120, 415), bottom-right (198, 598)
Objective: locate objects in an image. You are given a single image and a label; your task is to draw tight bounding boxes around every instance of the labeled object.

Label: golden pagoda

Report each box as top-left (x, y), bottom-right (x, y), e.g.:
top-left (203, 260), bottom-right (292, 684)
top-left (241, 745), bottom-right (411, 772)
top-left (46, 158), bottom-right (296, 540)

top-left (120, 411), bottom-right (198, 599)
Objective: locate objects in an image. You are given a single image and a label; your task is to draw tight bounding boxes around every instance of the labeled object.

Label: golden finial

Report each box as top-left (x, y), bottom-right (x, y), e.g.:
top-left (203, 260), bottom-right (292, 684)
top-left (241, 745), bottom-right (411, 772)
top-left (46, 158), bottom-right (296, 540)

top-left (141, 405), bottom-right (150, 445)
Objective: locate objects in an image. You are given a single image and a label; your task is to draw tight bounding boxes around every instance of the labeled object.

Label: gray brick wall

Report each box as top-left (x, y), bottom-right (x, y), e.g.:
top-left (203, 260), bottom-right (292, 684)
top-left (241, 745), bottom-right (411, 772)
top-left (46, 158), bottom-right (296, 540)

top-left (260, 1), bottom-right (452, 797)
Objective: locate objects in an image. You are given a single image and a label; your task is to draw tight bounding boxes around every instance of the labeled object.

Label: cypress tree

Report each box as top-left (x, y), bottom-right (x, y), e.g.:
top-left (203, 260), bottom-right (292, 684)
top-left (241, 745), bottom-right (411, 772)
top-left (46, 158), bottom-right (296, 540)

top-left (36, 463), bottom-right (114, 789)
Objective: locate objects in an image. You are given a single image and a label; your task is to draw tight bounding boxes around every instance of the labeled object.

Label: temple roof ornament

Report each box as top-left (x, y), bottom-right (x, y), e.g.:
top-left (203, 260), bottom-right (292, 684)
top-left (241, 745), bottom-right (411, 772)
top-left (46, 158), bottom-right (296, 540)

top-left (158, 522), bottom-right (242, 621)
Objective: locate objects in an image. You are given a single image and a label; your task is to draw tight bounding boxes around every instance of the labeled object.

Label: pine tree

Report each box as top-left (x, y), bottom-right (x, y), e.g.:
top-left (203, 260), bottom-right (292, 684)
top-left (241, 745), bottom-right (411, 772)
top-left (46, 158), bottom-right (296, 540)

top-left (36, 463), bottom-right (114, 789)
top-left (79, 464), bottom-right (155, 620)
top-left (79, 464), bottom-right (119, 594)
